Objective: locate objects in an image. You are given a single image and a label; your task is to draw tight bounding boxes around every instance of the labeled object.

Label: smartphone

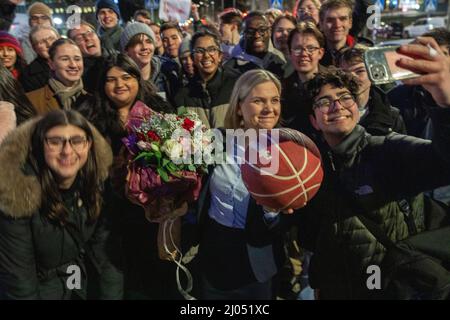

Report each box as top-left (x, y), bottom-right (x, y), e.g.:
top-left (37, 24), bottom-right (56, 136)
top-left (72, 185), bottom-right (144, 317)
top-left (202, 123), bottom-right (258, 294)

top-left (364, 46), bottom-right (420, 85)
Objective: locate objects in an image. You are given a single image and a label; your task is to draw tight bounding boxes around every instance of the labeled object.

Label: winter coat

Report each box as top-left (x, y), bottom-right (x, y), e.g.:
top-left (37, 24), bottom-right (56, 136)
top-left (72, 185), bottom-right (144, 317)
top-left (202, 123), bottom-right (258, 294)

top-left (223, 42), bottom-right (286, 79)
top-left (0, 118), bottom-right (123, 299)
top-left (297, 106), bottom-right (450, 299)
top-left (359, 86), bottom-right (406, 136)
top-left (19, 56), bottom-right (51, 93)
top-left (281, 65), bottom-right (327, 139)
top-left (174, 68), bottom-right (238, 129)
top-left (26, 84), bottom-right (91, 115)
top-left (321, 35), bottom-right (356, 67)
top-left (148, 55), bottom-right (180, 105)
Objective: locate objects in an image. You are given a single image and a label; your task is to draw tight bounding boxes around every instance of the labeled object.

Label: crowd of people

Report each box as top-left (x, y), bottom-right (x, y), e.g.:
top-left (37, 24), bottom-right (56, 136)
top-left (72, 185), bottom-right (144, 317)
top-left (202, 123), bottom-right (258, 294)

top-left (0, 0), bottom-right (449, 300)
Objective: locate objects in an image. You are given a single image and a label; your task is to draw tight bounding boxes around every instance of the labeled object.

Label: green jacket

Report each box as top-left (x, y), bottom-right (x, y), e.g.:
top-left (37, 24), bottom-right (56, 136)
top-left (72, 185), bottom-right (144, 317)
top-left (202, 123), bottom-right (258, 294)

top-left (298, 106), bottom-right (450, 299)
top-left (0, 119), bottom-right (123, 299)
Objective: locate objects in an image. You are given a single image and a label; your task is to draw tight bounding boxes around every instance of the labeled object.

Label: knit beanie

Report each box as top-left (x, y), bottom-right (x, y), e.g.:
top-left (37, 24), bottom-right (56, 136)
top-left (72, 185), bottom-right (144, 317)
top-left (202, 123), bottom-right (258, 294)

top-left (96, 0), bottom-right (121, 19)
top-left (120, 22), bottom-right (155, 52)
top-left (179, 36), bottom-right (191, 57)
top-left (27, 2), bottom-right (52, 20)
top-left (0, 31), bottom-right (23, 57)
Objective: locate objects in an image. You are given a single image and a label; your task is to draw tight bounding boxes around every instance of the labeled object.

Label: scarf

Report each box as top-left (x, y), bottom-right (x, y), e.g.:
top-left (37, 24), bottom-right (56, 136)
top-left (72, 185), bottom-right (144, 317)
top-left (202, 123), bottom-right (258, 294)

top-left (48, 77), bottom-right (85, 110)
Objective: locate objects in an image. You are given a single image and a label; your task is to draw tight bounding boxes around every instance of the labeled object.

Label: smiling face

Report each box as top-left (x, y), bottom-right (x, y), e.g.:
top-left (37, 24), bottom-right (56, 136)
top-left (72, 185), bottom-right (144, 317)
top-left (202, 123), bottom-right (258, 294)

top-left (125, 34), bottom-right (154, 68)
top-left (104, 66), bottom-right (139, 108)
top-left (70, 24), bottom-right (101, 57)
top-left (273, 18), bottom-right (296, 54)
top-left (0, 45), bottom-right (17, 70)
top-left (238, 81), bottom-right (281, 130)
top-left (320, 7), bottom-right (352, 48)
top-left (310, 84), bottom-right (359, 145)
top-left (31, 28), bottom-right (58, 60)
top-left (49, 43), bottom-right (83, 87)
top-left (161, 27), bottom-right (182, 59)
top-left (44, 124), bottom-right (91, 189)
top-left (97, 8), bottom-right (119, 29)
top-left (192, 35), bottom-right (222, 82)
top-left (244, 16), bottom-right (270, 56)
top-left (290, 33), bottom-right (324, 78)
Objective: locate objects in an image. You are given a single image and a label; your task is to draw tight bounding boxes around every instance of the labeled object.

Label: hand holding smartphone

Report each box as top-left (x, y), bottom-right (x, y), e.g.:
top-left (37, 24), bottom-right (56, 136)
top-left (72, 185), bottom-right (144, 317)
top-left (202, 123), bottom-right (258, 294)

top-left (364, 46), bottom-right (420, 85)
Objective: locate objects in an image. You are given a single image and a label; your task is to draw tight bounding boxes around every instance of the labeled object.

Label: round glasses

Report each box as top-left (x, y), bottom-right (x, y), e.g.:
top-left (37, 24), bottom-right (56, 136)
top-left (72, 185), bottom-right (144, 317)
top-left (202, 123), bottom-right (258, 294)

top-left (291, 46), bottom-right (320, 56)
top-left (313, 93), bottom-right (356, 113)
top-left (45, 136), bottom-right (88, 152)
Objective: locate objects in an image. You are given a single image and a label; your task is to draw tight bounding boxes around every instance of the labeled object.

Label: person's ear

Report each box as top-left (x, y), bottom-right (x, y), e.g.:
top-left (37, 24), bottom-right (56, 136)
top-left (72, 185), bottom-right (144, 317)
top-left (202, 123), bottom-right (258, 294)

top-left (318, 47), bottom-right (325, 60)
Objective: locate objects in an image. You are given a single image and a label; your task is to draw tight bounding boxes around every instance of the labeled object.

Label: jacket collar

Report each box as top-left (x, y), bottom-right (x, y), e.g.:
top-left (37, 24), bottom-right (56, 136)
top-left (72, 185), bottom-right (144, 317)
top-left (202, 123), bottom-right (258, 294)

top-left (0, 118), bottom-right (113, 218)
top-left (328, 125), bottom-right (369, 169)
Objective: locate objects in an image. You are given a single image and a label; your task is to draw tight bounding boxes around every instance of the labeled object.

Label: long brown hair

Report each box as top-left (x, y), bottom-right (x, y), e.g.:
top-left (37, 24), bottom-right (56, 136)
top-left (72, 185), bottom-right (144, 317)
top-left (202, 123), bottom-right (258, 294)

top-left (29, 110), bottom-right (102, 225)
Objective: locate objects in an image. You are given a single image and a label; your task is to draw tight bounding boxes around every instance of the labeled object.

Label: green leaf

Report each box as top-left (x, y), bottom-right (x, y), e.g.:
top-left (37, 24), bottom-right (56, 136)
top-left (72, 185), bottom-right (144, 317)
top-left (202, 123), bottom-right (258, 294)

top-left (154, 151), bottom-right (162, 159)
top-left (167, 162), bottom-right (178, 171)
top-left (134, 152), bottom-right (153, 162)
top-left (157, 167), bottom-right (169, 182)
top-left (162, 158), bottom-right (170, 167)
top-left (188, 164), bottom-right (196, 172)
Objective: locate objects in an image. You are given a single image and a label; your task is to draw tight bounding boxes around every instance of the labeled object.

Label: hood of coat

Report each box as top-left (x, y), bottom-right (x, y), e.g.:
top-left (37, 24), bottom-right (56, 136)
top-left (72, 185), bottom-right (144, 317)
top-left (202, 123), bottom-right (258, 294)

top-left (0, 117), bottom-right (113, 219)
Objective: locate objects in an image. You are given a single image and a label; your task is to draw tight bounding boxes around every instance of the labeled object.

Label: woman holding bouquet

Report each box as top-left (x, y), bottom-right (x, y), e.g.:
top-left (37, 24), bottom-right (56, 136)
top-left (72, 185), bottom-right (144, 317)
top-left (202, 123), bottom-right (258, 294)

top-left (0, 110), bottom-right (123, 299)
top-left (197, 69), bottom-right (295, 299)
top-left (78, 54), bottom-right (189, 299)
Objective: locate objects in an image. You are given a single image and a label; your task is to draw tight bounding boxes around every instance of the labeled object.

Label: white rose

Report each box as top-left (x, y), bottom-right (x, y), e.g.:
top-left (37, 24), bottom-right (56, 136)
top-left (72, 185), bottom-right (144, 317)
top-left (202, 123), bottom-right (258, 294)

top-left (161, 139), bottom-right (184, 163)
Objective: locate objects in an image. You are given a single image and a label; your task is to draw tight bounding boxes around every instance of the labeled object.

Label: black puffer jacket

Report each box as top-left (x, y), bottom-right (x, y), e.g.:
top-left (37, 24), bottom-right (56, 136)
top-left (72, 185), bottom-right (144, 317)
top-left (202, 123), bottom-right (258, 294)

top-left (19, 56), bottom-right (50, 93)
top-left (297, 106), bottom-right (450, 299)
top-left (174, 68), bottom-right (238, 129)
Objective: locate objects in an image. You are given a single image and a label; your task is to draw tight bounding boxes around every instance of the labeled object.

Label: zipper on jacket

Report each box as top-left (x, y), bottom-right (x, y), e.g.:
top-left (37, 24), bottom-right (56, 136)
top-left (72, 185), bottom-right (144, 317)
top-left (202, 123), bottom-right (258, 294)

top-left (327, 151), bottom-right (336, 172)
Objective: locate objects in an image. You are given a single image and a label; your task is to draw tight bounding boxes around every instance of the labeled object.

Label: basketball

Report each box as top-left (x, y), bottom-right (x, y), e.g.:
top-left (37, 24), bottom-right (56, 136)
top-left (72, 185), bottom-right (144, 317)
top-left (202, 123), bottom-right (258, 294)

top-left (240, 128), bottom-right (323, 211)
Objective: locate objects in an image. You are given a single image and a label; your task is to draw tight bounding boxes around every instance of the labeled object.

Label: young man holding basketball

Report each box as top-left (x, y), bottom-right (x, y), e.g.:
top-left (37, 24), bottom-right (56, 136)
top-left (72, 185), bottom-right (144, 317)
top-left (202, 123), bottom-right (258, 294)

top-left (296, 37), bottom-right (450, 299)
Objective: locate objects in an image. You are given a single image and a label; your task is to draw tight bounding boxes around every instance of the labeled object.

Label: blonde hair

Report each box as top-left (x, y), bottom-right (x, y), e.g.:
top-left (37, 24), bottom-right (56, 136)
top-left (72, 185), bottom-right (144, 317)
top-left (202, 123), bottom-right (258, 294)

top-left (224, 69), bottom-right (281, 129)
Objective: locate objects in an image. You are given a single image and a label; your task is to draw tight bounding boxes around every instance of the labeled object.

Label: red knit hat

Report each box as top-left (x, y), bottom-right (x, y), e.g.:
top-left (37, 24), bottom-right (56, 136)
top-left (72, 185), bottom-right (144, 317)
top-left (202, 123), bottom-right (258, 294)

top-left (0, 31), bottom-right (23, 57)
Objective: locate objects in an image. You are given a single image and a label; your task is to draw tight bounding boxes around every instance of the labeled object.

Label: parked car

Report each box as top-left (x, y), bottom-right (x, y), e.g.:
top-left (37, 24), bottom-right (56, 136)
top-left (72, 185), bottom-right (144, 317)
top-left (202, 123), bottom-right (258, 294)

top-left (403, 16), bottom-right (448, 38)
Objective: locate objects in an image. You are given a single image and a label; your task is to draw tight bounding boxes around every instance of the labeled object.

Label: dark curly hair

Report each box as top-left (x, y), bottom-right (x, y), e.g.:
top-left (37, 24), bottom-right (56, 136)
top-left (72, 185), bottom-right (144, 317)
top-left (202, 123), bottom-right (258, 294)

top-left (306, 66), bottom-right (359, 114)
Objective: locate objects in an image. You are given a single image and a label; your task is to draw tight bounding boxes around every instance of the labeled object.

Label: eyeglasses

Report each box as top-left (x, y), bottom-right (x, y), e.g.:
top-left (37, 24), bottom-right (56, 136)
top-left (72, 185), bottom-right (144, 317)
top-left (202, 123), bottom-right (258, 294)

top-left (30, 15), bottom-right (50, 22)
top-left (291, 46), bottom-right (320, 56)
top-left (313, 93), bottom-right (355, 113)
top-left (34, 35), bottom-right (57, 47)
top-left (45, 136), bottom-right (88, 152)
top-left (245, 27), bottom-right (270, 37)
top-left (73, 30), bottom-right (95, 43)
top-left (192, 46), bottom-right (220, 56)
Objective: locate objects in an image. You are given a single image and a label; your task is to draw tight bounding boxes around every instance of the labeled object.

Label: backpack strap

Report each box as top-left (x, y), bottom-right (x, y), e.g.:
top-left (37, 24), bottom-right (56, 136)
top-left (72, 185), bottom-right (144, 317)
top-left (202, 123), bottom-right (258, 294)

top-left (65, 223), bottom-right (102, 275)
top-left (397, 199), bottom-right (418, 235)
top-left (357, 214), bottom-right (396, 250)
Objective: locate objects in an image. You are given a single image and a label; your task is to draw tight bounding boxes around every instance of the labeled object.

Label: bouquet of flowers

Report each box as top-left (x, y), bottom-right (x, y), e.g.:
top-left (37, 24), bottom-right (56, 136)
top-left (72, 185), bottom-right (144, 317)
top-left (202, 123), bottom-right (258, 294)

top-left (122, 101), bottom-right (209, 223)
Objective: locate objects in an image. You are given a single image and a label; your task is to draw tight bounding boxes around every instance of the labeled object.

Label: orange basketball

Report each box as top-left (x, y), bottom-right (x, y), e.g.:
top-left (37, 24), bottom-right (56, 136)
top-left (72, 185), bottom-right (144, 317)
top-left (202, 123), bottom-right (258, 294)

top-left (240, 129), bottom-right (323, 210)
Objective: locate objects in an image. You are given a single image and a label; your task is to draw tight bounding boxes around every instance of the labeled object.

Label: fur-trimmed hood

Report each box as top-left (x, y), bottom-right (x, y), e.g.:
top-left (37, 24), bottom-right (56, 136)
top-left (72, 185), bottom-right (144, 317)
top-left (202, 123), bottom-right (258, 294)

top-left (0, 118), bottom-right (113, 219)
top-left (0, 101), bottom-right (16, 144)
